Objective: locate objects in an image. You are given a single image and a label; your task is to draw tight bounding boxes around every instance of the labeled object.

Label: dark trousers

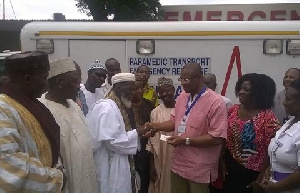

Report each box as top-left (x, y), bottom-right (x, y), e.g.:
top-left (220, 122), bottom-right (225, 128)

top-left (134, 148), bottom-right (150, 193)
top-left (209, 185), bottom-right (223, 193)
top-left (223, 152), bottom-right (259, 193)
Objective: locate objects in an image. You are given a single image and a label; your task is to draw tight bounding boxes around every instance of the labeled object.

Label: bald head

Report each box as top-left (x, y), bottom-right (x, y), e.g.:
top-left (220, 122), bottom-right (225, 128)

top-left (204, 73), bottom-right (217, 91)
top-left (105, 58), bottom-right (121, 84)
top-left (180, 63), bottom-right (204, 94)
top-left (182, 63), bottom-right (203, 76)
top-left (105, 58), bottom-right (120, 70)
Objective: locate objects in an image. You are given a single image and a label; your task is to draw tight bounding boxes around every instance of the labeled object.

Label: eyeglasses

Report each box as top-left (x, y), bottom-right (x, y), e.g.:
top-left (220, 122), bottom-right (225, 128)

top-left (178, 75), bottom-right (199, 83)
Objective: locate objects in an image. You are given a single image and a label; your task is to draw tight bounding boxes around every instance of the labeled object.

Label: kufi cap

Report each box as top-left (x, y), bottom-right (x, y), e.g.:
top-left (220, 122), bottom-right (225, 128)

top-left (4, 51), bottom-right (49, 74)
top-left (88, 60), bottom-right (107, 72)
top-left (158, 77), bottom-right (173, 87)
top-left (112, 73), bottom-right (135, 85)
top-left (48, 58), bottom-right (76, 79)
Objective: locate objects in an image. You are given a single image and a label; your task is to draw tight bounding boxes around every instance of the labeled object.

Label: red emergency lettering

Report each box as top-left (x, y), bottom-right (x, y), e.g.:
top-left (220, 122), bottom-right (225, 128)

top-left (270, 10), bottom-right (286, 20)
top-left (207, 11), bottom-right (222, 21)
top-left (291, 10), bottom-right (300, 20)
top-left (248, 11), bottom-right (267, 20)
top-left (164, 12), bottom-right (179, 21)
top-left (227, 11), bottom-right (244, 21)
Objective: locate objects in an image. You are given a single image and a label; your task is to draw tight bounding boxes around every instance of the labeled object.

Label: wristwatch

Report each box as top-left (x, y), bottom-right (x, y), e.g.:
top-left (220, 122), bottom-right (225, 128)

top-left (185, 138), bottom-right (190, 145)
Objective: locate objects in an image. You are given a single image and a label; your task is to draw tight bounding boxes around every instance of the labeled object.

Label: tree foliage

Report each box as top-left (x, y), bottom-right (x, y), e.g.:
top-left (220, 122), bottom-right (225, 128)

top-left (75, 0), bottom-right (163, 21)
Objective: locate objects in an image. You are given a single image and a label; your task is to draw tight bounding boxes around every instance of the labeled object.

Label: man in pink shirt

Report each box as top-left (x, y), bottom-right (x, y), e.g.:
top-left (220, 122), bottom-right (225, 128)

top-left (149, 63), bottom-right (228, 193)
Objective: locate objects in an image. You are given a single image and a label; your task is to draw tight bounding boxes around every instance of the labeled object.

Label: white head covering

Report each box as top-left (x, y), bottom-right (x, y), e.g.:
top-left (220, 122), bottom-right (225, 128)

top-left (112, 73), bottom-right (135, 85)
top-left (88, 60), bottom-right (107, 72)
top-left (48, 58), bottom-right (76, 79)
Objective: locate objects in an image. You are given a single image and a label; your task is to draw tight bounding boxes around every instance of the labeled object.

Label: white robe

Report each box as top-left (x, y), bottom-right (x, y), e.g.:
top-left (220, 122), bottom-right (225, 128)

top-left (87, 99), bottom-right (139, 193)
top-left (39, 96), bottom-right (98, 193)
top-left (80, 84), bottom-right (104, 111)
top-left (97, 78), bottom-right (113, 99)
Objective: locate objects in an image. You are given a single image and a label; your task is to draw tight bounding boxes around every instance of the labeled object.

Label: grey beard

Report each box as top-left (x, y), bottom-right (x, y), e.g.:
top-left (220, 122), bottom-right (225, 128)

top-left (121, 94), bottom-right (132, 108)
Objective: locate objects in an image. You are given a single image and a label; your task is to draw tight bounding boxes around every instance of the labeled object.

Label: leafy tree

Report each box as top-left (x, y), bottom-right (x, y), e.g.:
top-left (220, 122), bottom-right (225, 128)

top-left (75, 0), bottom-right (163, 21)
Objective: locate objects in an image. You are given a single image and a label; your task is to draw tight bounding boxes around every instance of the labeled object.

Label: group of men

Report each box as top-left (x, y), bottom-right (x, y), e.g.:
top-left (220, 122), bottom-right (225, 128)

top-left (0, 50), bottom-right (297, 193)
top-left (0, 51), bottom-right (165, 193)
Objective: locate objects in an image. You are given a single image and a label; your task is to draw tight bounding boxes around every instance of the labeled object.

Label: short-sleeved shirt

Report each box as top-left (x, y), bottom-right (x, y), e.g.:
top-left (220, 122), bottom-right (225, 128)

top-left (170, 89), bottom-right (228, 183)
top-left (268, 118), bottom-right (300, 193)
top-left (227, 104), bottom-right (279, 171)
top-left (268, 117), bottom-right (300, 174)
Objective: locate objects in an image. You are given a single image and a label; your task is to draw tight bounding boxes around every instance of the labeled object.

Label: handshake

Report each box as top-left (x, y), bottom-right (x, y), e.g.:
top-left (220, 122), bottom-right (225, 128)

top-left (136, 122), bottom-right (159, 137)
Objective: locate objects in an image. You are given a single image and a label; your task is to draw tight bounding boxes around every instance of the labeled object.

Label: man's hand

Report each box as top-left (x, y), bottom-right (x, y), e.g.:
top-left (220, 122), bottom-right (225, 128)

top-left (136, 125), bottom-right (148, 137)
top-left (143, 130), bottom-right (157, 138)
top-left (167, 136), bottom-right (185, 147)
top-left (143, 122), bottom-right (158, 137)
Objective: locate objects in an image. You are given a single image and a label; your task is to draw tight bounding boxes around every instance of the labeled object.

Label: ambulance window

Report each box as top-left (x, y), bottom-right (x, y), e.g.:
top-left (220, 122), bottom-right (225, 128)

top-left (36, 39), bottom-right (54, 54)
top-left (136, 40), bottom-right (155, 55)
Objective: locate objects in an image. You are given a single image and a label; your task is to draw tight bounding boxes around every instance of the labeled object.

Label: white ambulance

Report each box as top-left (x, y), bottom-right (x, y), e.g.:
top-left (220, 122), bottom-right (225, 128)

top-left (20, 21), bottom-right (300, 102)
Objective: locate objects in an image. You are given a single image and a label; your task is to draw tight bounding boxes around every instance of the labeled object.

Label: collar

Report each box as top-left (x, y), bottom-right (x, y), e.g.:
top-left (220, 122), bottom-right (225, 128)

top-left (277, 117), bottom-right (300, 137)
top-left (285, 118), bottom-right (300, 137)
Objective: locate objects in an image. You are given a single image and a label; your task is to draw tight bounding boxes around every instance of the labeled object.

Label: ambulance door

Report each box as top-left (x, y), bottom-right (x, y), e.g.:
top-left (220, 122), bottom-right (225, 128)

top-left (69, 40), bottom-right (126, 81)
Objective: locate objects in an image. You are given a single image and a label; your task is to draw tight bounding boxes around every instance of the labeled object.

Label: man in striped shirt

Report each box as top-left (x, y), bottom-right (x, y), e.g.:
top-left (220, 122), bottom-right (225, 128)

top-left (0, 51), bottom-right (64, 192)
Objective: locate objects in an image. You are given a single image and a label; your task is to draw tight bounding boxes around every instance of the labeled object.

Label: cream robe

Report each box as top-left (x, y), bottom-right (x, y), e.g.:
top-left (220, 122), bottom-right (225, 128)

top-left (147, 104), bottom-right (174, 193)
top-left (87, 99), bottom-right (139, 193)
top-left (39, 96), bottom-right (98, 193)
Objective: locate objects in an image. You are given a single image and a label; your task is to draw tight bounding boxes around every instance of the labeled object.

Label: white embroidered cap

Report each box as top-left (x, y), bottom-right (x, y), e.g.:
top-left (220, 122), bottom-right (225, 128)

top-left (112, 73), bottom-right (135, 85)
top-left (48, 58), bottom-right (76, 79)
top-left (88, 60), bottom-right (107, 72)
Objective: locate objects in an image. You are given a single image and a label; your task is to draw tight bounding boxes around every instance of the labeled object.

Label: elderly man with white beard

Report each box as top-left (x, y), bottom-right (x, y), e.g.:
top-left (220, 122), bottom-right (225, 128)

top-left (87, 73), bottom-right (150, 193)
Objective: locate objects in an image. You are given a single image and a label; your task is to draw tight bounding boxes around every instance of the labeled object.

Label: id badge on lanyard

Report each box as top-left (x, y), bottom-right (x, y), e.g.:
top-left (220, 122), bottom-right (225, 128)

top-left (177, 86), bottom-right (206, 136)
top-left (178, 116), bottom-right (187, 136)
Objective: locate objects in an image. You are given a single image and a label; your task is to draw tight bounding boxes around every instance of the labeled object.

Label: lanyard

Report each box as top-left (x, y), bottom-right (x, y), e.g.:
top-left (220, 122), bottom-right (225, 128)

top-left (184, 86), bottom-right (206, 118)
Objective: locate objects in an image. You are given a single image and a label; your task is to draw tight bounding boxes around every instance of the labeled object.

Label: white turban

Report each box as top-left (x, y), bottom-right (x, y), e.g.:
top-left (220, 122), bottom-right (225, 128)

top-left (48, 58), bottom-right (76, 79)
top-left (112, 73), bottom-right (135, 85)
